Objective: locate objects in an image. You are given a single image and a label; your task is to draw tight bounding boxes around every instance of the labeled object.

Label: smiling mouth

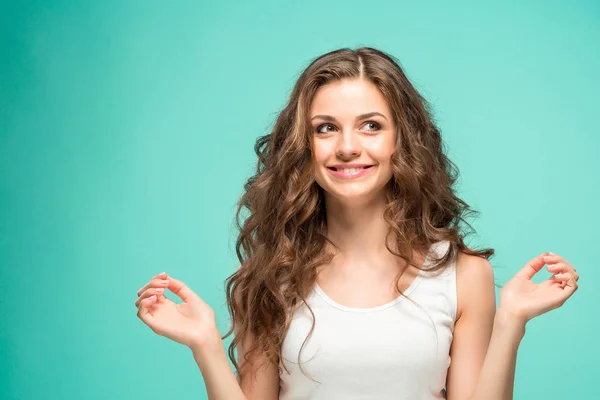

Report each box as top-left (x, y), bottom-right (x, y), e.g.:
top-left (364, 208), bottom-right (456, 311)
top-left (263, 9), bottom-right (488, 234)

top-left (325, 165), bottom-right (376, 179)
top-left (327, 165), bottom-right (375, 173)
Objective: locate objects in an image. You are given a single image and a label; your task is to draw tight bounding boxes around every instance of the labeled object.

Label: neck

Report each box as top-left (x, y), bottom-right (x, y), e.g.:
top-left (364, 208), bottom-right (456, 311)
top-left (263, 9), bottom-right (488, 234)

top-left (324, 193), bottom-right (395, 261)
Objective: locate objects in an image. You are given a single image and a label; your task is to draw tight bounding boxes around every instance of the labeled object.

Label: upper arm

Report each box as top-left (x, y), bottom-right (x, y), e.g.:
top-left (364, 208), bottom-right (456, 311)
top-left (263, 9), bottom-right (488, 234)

top-left (235, 327), bottom-right (280, 400)
top-left (445, 252), bottom-right (496, 400)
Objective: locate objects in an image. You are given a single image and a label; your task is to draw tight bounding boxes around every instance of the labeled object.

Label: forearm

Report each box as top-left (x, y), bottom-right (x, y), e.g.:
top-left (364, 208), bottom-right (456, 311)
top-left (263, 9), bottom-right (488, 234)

top-left (191, 336), bottom-right (247, 400)
top-left (468, 309), bottom-right (526, 400)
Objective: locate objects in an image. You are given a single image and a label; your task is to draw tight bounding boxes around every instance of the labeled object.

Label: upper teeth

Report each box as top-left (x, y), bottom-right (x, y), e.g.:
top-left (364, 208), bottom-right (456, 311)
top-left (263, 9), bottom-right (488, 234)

top-left (340, 167), bottom-right (363, 174)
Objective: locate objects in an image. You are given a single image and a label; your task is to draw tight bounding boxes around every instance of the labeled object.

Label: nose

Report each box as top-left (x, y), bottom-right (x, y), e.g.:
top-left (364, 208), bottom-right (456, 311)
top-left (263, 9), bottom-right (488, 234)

top-left (335, 129), bottom-right (362, 159)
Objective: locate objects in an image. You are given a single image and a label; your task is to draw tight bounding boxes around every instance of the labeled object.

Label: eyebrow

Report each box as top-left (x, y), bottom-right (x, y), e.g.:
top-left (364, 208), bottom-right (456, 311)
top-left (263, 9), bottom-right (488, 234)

top-left (310, 111), bottom-right (388, 122)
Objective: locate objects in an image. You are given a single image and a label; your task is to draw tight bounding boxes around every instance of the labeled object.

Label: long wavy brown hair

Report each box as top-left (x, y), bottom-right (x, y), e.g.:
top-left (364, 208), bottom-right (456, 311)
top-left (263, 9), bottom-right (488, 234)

top-left (222, 47), bottom-right (494, 382)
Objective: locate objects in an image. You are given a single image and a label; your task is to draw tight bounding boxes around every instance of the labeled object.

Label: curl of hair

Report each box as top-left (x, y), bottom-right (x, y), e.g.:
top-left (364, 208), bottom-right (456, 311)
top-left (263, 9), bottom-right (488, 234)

top-left (221, 47), bottom-right (494, 383)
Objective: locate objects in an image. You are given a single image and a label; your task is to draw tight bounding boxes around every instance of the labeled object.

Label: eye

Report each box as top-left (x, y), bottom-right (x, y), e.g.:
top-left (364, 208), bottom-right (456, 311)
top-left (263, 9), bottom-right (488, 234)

top-left (315, 123), bottom-right (336, 135)
top-left (314, 121), bottom-right (382, 135)
top-left (362, 121), bottom-right (381, 132)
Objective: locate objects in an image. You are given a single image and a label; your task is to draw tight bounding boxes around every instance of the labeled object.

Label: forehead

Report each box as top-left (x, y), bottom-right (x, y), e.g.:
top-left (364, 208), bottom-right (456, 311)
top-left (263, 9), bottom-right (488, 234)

top-left (310, 78), bottom-right (392, 118)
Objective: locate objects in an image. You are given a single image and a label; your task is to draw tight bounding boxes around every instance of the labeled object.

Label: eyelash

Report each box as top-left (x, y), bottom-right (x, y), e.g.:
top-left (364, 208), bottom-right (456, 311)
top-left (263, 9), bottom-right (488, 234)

top-left (315, 121), bottom-right (382, 135)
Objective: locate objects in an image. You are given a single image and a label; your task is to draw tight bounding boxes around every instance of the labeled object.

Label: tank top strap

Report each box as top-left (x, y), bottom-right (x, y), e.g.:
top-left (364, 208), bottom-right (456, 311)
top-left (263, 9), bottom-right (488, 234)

top-left (417, 240), bottom-right (458, 322)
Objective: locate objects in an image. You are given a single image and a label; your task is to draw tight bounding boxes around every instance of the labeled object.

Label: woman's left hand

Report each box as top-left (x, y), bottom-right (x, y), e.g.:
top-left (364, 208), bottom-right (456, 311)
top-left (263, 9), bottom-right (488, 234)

top-left (498, 252), bottom-right (579, 325)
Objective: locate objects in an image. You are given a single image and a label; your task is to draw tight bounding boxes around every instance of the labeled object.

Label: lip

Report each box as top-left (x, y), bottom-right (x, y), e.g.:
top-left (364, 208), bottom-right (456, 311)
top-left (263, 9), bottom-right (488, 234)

top-left (326, 164), bottom-right (376, 179)
top-left (327, 163), bottom-right (373, 169)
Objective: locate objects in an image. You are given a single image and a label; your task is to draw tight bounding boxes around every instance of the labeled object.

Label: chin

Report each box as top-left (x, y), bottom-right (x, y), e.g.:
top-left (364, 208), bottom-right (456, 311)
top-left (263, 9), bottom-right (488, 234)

top-left (325, 186), bottom-right (387, 205)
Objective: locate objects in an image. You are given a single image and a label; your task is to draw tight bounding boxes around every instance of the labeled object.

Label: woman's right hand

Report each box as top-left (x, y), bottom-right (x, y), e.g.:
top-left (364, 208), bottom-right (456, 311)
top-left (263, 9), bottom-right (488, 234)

top-left (135, 272), bottom-right (222, 351)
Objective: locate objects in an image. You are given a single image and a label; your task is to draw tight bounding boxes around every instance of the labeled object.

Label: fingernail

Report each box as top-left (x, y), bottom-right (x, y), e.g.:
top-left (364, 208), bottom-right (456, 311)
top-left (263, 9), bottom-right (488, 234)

top-left (158, 272), bottom-right (166, 277)
top-left (549, 252), bottom-right (555, 255)
top-left (155, 288), bottom-right (164, 292)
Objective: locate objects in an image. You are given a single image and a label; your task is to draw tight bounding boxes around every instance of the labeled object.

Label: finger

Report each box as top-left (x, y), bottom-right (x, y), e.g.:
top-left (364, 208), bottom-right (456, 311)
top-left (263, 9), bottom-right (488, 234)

top-left (167, 276), bottom-right (201, 304)
top-left (516, 253), bottom-right (547, 280)
top-left (542, 253), bottom-right (578, 271)
top-left (560, 275), bottom-right (578, 299)
top-left (559, 280), bottom-right (567, 289)
top-left (566, 269), bottom-right (580, 281)
top-left (542, 253), bottom-right (564, 263)
top-left (137, 271), bottom-right (169, 292)
top-left (547, 263), bottom-right (579, 281)
top-left (553, 273), bottom-right (572, 282)
top-left (546, 262), bottom-right (569, 273)
top-left (548, 272), bottom-right (569, 287)
top-left (137, 295), bottom-right (157, 319)
top-left (134, 287), bottom-right (165, 308)
top-left (137, 277), bottom-right (171, 297)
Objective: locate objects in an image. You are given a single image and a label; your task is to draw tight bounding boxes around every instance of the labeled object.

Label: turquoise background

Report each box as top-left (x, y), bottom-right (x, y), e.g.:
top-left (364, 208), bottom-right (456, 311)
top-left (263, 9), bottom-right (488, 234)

top-left (1, 0), bottom-right (598, 398)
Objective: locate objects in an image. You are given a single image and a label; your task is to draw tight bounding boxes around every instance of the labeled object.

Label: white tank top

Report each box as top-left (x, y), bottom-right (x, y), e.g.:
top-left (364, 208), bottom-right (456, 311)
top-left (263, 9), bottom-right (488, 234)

top-left (278, 240), bottom-right (457, 400)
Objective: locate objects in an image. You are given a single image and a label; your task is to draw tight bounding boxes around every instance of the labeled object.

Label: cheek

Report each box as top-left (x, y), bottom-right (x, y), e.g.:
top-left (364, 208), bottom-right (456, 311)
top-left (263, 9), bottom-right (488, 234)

top-left (310, 144), bottom-right (327, 181)
top-left (371, 137), bottom-right (396, 163)
top-left (312, 140), bottom-right (335, 164)
top-left (311, 164), bottom-right (328, 191)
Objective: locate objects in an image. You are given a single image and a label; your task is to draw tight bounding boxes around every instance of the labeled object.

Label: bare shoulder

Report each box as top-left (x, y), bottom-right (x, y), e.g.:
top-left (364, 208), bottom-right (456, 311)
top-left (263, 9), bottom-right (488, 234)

top-left (455, 250), bottom-right (496, 321)
top-left (445, 251), bottom-right (496, 398)
top-left (455, 251), bottom-right (494, 285)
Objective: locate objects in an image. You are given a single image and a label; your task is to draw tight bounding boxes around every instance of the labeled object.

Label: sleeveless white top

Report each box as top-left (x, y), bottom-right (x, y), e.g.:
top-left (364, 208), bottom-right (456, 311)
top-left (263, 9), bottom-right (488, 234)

top-left (278, 240), bottom-right (457, 400)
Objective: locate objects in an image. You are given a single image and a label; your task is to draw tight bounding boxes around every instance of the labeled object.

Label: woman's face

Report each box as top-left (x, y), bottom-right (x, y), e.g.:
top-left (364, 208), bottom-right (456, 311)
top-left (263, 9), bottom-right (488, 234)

top-left (310, 78), bottom-right (397, 205)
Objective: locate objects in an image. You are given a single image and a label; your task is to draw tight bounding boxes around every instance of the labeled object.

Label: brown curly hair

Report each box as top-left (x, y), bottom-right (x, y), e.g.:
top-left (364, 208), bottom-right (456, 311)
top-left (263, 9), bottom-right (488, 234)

top-left (221, 46), bottom-right (494, 382)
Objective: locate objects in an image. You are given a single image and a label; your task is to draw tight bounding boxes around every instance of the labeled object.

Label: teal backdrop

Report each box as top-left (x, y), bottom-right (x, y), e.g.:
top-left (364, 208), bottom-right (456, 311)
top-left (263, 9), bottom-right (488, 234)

top-left (1, 0), bottom-right (598, 398)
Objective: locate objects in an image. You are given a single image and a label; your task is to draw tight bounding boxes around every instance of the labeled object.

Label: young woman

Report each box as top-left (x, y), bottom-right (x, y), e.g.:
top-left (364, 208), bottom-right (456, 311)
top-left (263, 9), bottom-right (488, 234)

top-left (134, 47), bottom-right (579, 400)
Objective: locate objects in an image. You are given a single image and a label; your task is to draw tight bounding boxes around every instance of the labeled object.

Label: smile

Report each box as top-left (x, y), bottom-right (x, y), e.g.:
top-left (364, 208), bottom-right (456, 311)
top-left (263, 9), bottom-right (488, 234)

top-left (326, 165), bottom-right (375, 179)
